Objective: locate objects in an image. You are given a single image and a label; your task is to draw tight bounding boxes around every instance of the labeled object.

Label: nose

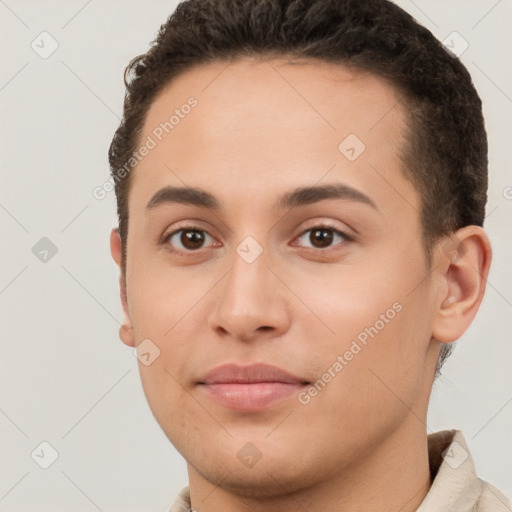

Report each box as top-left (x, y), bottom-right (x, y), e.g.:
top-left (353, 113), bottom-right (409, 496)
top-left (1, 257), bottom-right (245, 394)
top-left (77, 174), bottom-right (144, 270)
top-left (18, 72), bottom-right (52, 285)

top-left (208, 247), bottom-right (291, 343)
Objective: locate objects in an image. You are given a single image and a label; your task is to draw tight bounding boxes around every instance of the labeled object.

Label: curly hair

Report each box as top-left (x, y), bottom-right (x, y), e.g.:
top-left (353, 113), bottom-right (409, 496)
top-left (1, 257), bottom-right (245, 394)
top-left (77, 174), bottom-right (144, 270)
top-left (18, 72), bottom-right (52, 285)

top-left (108, 0), bottom-right (488, 378)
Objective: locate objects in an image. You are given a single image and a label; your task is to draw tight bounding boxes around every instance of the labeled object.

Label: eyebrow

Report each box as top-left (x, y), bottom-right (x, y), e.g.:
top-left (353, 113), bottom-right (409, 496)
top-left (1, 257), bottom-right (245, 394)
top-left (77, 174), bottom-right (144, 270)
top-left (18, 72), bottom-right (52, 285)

top-left (146, 183), bottom-right (377, 212)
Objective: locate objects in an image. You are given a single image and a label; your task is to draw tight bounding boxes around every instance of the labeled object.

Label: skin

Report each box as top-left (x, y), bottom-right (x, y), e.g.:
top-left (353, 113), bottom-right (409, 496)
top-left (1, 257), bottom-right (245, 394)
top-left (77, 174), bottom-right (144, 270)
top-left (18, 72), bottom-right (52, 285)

top-left (110, 58), bottom-right (491, 512)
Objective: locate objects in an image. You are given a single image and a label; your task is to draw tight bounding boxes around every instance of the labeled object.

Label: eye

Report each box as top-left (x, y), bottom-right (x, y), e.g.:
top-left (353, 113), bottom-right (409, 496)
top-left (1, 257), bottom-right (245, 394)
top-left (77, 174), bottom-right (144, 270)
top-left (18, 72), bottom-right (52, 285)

top-left (162, 222), bottom-right (352, 255)
top-left (163, 226), bottom-right (218, 253)
top-left (294, 224), bottom-right (352, 251)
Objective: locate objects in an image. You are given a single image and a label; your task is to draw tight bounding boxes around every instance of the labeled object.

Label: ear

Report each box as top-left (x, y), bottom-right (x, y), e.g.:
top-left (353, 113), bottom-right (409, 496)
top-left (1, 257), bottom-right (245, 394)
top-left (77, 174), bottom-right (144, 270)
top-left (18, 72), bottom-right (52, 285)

top-left (110, 228), bottom-right (135, 348)
top-left (432, 226), bottom-right (492, 345)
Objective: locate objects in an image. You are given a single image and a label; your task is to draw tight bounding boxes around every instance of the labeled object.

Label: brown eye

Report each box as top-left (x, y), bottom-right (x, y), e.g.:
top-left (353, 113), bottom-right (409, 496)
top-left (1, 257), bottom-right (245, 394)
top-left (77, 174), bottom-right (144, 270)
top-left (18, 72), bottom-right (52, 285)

top-left (296, 225), bottom-right (349, 250)
top-left (309, 228), bottom-right (334, 248)
top-left (165, 228), bottom-right (214, 252)
top-left (180, 230), bottom-right (205, 250)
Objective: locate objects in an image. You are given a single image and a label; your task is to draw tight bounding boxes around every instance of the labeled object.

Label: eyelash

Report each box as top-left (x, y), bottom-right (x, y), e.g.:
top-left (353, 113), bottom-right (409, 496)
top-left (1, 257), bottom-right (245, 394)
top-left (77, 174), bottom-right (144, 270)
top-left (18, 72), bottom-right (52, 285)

top-left (162, 222), bottom-right (353, 256)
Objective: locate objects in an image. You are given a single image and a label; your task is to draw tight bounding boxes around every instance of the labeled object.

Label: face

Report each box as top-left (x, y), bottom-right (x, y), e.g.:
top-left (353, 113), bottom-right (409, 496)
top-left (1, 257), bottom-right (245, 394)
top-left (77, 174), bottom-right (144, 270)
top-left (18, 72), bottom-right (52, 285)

top-left (113, 58), bottom-right (443, 496)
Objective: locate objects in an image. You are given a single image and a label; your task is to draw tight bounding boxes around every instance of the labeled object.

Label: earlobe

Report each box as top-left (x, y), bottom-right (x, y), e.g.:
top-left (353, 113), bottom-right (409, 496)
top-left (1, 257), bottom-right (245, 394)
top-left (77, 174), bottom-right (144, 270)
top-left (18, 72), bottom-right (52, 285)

top-left (432, 226), bottom-right (492, 344)
top-left (119, 323), bottom-right (135, 348)
top-left (110, 228), bottom-right (135, 348)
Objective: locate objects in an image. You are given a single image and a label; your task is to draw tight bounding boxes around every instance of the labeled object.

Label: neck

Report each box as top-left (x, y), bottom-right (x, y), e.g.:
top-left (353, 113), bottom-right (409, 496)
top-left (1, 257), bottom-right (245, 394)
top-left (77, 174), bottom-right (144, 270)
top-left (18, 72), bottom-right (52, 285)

top-left (187, 415), bottom-right (431, 512)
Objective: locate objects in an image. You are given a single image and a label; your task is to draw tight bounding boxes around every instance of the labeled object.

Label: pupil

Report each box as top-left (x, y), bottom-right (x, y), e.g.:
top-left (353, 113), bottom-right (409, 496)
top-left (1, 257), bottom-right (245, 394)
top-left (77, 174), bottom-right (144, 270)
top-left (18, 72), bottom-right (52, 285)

top-left (182, 230), bottom-right (204, 249)
top-left (311, 229), bottom-right (333, 248)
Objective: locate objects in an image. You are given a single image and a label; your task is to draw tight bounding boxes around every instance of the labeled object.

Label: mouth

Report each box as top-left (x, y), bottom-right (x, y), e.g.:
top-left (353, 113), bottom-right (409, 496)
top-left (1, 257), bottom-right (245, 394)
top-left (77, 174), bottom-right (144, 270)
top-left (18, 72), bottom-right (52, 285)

top-left (197, 362), bottom-right (310, 412)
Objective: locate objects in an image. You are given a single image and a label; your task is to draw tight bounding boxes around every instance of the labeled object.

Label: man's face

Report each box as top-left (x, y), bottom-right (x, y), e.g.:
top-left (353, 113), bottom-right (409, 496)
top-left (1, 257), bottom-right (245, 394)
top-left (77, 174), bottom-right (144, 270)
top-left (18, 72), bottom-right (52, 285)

top-left (114, 58), bottom-right (441, 495)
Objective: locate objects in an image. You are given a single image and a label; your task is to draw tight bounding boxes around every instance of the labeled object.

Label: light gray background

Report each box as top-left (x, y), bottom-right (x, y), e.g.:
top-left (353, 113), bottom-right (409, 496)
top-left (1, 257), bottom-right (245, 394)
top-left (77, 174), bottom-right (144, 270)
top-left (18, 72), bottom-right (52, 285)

top-left (1, 1), bottom-right (511, 511)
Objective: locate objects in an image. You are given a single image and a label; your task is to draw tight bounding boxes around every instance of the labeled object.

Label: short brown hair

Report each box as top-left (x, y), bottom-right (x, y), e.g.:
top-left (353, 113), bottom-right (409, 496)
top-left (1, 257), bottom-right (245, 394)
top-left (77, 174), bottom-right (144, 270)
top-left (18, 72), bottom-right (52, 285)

top-left (108, 0), bottom-right (488, 377)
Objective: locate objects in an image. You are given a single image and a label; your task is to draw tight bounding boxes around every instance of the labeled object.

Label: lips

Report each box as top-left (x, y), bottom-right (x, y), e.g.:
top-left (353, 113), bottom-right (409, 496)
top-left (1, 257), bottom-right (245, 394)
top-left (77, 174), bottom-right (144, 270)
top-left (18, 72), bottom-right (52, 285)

top-left (199, 362), bottom-right (309, 385)
top-left (197, 363), bottom-right (310, 411)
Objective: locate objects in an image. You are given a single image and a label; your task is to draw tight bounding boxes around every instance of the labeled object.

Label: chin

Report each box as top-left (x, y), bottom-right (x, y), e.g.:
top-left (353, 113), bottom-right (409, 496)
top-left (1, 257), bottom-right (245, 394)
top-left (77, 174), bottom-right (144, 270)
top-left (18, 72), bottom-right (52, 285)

top-left (197, 461), bottom-right (315, 499)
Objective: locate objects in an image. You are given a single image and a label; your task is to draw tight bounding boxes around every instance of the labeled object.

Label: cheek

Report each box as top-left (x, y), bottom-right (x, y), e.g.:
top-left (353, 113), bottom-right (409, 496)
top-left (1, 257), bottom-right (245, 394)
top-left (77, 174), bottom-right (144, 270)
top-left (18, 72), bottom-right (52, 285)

top-left (294, 254), bottom-right (431, 391)
top-left (293, 306), bottom-right (428, 447)
top-left (137, 359), bottom-right (203, 450)
top-left (126, 265), bottom-right (201, 396)
top-left (289, 261), bottom-right (402, 345)
top-left (127, 259), bottom-right (201, 339)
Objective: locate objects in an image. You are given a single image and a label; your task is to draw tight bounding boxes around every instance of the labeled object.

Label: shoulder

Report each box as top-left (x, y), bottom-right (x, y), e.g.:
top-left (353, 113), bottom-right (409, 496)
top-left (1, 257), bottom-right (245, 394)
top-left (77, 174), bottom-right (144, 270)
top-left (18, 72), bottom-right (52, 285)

top-left (418, 429), bottom-right (511, 512)
top-left (473, 479), bottom-right (512, 512)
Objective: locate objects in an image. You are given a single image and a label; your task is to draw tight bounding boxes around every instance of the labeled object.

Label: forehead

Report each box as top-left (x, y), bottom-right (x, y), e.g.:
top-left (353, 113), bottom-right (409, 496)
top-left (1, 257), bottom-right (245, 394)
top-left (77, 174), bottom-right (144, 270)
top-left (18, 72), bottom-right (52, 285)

top-left (129, 57), bottom-right (417, 219)
top-left (141, 57), bottom-right (405, 147)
